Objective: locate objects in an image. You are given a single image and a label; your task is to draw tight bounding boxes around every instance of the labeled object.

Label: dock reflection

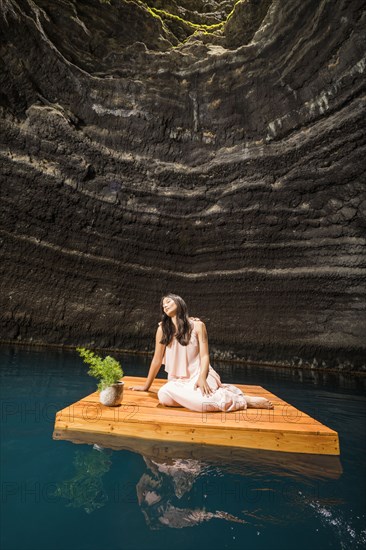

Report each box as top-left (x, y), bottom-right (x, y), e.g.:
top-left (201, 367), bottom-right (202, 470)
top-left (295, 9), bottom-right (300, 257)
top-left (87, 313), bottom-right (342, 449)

top-left (53, 430), bottom-right (342, 481)
top-left (53, 430), bottom-right (342, 527)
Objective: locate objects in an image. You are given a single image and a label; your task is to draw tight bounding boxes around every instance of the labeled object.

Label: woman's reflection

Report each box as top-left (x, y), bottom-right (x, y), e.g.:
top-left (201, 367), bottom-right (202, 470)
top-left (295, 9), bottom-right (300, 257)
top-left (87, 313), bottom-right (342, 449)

top-left (136, 455), bottom-right (246, 529)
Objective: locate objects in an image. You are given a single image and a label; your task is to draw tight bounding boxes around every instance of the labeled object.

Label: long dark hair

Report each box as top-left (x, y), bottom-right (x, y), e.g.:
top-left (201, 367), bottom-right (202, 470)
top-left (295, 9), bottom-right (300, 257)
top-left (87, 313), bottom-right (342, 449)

top-left (159, 293), bottom-right (193, 346)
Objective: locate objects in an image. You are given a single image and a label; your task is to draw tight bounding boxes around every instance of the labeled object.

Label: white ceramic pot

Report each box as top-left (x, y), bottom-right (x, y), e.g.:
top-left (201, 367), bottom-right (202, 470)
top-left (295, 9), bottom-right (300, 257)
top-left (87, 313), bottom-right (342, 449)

top-left (99, 381), bottom-right (124, 406)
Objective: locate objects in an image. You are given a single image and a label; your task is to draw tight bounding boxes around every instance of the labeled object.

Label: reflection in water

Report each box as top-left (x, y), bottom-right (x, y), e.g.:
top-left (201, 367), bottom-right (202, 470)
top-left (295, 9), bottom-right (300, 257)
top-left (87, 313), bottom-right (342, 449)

top-left (52, 446), bottom-right (112, 513)
top-left (136, 456), bottom-right (246, 529)
top-left (54, 430), bottom-right (343, 480)
top-left (51, 436), bottom-right (366, 546)
top-left (53, 432), bottom-right (344, 531)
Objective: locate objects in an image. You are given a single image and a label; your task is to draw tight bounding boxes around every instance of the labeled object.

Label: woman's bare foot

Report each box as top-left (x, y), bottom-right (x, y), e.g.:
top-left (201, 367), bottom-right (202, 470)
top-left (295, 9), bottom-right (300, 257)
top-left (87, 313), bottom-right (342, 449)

top-left (245, 396), bottom-right (274, 409)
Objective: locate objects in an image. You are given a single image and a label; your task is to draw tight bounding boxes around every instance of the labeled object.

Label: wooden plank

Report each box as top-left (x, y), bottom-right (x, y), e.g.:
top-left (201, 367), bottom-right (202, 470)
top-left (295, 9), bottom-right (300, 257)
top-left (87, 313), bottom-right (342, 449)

top-left (78, 385), bottom-right (291, 405)
top-left (56, 402), bottom-right (333, 432)
top-left (57, 384), bottom-right (335, 432)
top-left (53, 417), bottom-right (340, 455)
top-left (63, 387), bottom-right (325, 426)
top-left (53, 377), bottom-right (340, 455)
top-left (56, 407), bottom-right (323, 429)
top-left (123, 377), bottom-right (285, 398)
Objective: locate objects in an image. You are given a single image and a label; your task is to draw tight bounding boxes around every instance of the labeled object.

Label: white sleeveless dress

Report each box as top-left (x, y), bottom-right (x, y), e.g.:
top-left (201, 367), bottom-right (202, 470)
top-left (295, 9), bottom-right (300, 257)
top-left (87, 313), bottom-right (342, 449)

top-left (157, 320), bottom-right (247, 412)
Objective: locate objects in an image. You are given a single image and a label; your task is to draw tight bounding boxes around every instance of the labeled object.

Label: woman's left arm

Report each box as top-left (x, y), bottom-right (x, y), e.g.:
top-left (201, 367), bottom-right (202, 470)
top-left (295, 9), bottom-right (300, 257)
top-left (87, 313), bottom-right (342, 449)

top-left (194, 321), bottom-right (213, 396)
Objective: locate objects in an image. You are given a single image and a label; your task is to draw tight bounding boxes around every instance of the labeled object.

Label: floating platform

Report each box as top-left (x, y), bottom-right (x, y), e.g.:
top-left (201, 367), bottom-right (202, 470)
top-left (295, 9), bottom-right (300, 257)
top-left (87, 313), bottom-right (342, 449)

top-left (53, 376), bottom-right (340, 456)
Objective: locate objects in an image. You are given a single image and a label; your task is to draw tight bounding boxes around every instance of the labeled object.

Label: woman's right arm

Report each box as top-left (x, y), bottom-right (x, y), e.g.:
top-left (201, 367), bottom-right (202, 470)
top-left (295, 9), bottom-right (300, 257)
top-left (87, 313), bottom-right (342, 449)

top-left (128, 325), bottom-right (166, 391)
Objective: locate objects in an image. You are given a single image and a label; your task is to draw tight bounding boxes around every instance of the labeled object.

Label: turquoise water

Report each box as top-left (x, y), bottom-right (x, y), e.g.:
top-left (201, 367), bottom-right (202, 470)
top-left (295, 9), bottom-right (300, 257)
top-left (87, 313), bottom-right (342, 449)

top-left (1, 345), bottom-right (365, 550)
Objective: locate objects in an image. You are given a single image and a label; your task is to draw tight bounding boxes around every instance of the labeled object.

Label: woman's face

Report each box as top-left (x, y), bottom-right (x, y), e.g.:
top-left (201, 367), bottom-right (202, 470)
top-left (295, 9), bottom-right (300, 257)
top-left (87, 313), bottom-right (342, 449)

top-left (162, 296), bottom-right (178, 317)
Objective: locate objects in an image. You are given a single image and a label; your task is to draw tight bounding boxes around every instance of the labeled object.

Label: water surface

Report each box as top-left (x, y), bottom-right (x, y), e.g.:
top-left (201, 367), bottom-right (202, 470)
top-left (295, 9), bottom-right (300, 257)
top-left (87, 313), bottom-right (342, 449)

top-left (1, 345), bottom-right (365, 550)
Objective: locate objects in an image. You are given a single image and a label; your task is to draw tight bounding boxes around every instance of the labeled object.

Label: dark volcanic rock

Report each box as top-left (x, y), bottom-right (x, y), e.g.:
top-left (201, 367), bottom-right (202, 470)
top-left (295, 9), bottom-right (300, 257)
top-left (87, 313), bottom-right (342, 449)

top-left (0, 0), bottom-right (365, 370)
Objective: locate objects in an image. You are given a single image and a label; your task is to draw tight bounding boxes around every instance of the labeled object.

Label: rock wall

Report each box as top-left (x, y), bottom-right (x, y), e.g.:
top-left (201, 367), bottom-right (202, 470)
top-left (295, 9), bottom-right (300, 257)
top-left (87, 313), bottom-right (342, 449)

top-left (1, 0), bottom-right (365, 369)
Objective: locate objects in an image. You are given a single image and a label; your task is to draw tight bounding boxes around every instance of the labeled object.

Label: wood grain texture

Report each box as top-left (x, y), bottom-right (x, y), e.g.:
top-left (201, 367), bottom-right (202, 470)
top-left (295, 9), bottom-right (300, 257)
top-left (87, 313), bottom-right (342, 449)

top-left (53, 376), bottom-right (340, 455)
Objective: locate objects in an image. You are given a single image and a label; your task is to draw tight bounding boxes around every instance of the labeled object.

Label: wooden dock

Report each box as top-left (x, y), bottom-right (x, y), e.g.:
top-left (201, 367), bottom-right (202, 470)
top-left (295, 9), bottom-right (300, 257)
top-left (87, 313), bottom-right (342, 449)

top-left (53, 376), bottom-right (340, 456)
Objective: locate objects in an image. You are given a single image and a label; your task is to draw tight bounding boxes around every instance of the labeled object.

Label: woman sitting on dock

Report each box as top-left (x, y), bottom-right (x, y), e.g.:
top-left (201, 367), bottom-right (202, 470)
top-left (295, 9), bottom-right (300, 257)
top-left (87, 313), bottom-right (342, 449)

top-left (129, 293), bottom-right (274, 412)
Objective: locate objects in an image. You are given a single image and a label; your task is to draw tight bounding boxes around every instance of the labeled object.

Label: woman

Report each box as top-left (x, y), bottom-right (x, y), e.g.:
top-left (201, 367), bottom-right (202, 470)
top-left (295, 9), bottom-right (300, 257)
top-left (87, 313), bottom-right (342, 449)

top-left (129, 293), bottom-right (273, 412)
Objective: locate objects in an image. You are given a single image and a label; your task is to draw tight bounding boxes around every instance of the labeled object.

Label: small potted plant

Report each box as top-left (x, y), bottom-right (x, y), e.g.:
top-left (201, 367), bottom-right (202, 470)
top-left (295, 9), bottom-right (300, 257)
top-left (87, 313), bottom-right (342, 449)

top-left (77, 347), bottom-right (124, 406)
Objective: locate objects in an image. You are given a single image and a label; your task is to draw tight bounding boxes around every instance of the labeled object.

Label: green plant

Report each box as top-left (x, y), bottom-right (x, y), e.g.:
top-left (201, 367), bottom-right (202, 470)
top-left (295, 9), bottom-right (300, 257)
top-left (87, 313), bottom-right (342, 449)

top-left (77, 347), bottom-right (124, 391)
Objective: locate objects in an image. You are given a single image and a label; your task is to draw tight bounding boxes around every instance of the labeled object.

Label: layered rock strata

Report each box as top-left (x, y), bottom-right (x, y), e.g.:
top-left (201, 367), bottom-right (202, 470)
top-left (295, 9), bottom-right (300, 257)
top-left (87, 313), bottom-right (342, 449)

top-left (1, 0), bottom-right (365, 369)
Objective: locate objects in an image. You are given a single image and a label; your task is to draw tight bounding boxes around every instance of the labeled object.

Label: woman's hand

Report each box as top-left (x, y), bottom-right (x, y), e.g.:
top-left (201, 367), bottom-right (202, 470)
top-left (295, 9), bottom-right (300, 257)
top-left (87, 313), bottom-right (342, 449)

top-left (128, 385), bottom-right (149, 391)
top-left (194, 376), bottom-right (214, 397)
